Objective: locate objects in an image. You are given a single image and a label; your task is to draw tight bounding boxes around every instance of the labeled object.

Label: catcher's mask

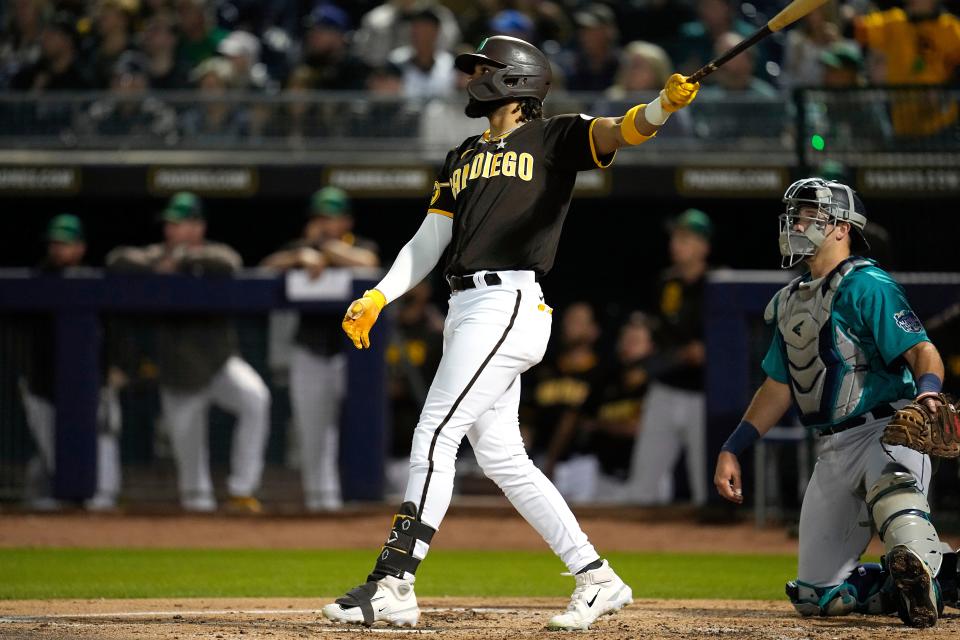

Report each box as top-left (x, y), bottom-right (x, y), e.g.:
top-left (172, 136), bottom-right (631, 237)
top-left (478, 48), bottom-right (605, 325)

top-left (455, 35), bottom-right (551, 118)
top-left (779, 177), bottom-right (870, 268)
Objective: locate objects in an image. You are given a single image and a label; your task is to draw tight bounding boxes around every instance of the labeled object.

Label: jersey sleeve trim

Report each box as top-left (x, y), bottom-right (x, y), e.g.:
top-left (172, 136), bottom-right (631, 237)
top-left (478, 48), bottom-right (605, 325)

top-left (588, 118), bottom-right (617, 169)
top-left (427, 208), bottom-right (453, 218)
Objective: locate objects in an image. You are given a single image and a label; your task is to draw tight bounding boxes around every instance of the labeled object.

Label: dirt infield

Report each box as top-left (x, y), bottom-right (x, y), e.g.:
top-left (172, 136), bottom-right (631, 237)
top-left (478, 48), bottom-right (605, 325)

top-left (1, 597), bottom-right (957, 640)
top-left (6, 508), bottom-right (959, 553)
top-left (0, 509), bottom-right (905, 555)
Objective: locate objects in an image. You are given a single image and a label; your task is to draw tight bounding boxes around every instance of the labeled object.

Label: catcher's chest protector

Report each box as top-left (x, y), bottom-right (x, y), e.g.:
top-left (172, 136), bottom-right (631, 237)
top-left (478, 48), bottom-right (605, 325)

top-left (773, 258), bottom-right (872, 424)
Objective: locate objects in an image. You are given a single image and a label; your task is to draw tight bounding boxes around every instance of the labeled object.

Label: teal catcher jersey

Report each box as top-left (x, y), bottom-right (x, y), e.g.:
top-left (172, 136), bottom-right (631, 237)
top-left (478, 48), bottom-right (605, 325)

top-left (762, 258), bottom-right (927, 430)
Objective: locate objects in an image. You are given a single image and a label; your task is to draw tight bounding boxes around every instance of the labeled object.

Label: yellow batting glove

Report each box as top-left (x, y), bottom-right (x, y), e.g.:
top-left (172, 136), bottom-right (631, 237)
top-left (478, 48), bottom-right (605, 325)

top-left (342, 289), bottom-right (387, 349)
top-left (660, 73), bottom-right (700, 113)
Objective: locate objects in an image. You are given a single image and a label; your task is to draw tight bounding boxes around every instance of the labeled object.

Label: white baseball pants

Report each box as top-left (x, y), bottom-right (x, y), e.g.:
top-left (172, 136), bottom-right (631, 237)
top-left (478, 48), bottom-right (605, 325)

top-left (626, 381), bottom-right (707, 506)
top-left (160, 355), bottom-right (271, 508)
top-left (798, 418), bottom-right (933, 587)
top-left (21, 386), bottom-right (122, 506)
top-left (402, 272), bottom-right (600, 574)
top-left (290, 346), bottom-right (345, 510)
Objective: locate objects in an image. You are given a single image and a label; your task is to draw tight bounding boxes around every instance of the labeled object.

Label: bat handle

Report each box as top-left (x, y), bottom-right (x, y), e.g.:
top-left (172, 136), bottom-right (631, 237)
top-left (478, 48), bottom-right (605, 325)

top-left (687, 65), bottom-right (716, 84)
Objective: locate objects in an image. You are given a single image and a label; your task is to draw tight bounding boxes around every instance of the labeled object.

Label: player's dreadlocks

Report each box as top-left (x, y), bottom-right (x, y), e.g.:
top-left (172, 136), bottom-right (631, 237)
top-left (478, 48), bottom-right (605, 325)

top-left (514, 98), bottom-right (543, 122)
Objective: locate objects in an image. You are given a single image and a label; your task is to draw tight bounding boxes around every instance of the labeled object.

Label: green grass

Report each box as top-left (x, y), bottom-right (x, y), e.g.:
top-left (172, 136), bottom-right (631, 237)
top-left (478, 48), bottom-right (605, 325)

top-left (0, 549), bottom-right (796, 601)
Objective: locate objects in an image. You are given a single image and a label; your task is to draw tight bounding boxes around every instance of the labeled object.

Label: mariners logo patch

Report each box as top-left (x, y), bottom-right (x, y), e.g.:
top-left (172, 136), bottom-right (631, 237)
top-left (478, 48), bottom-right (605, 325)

top-left (894, 310), bottom-right (923, 333)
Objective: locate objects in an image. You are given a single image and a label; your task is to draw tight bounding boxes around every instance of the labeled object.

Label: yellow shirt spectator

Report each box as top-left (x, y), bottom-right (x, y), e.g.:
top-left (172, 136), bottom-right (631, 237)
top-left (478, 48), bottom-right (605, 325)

top-left (855, 8), bottom-right (960, 135)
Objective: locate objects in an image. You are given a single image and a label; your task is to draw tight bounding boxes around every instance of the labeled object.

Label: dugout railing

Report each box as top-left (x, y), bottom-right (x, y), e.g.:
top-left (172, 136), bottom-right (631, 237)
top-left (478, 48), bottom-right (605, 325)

top-left (0, 268), bottom-right (389, 504)
top-left (1, 87), bottom-right (956, 202)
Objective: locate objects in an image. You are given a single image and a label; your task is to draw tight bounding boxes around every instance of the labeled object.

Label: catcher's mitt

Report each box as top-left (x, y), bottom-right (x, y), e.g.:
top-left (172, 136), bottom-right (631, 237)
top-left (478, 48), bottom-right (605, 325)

top-left (882, 393), bottom-right (960, 458)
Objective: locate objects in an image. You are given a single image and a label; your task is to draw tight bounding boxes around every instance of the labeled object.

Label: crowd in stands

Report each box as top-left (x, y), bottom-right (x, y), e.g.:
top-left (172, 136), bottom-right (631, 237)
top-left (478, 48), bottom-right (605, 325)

top-left (1, 0), bottom-right (958, 145)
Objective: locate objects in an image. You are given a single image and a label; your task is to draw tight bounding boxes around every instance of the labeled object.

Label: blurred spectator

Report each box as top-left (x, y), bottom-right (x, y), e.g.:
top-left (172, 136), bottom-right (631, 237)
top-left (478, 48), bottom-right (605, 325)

top-left (626, 209), bottom-right (712, 507)
top-left (175, 0), bottom-right (228, 67)
top-left (180, 56), bottom-right (250, 143)
top-left (353, 61), bottom-right (421, 137)
top-left (854, 0), bottom-right (960, 137)
top-left (521, 302), bottom-right (600, 493)
top-left (489, 9), bottom-right (536, 41)
top-left (561, 3), bottom-right (621, 92)
top-left (279, 64), bottom-right (321, 141)
top-left (384, 281), bottom-right (444, 493)
top-left (419, 58), bottom-right (486, 150)
top-left (11, 11), bottom-right (90, 90)
top-left (779, 1), bottom-right (843, 90)
top-left (299, 3), bottom-right (369, 90)
top-left (672, 0), bottom-right (765, 77)
top-left (820, 40), bottom-right (866, 88)
top-left (87, 0), bottom-right (138, 88)
top-left (388, 5), bottom-right (455, 99)
top-left (691, 32), bottom-right (785, 139)
top-left (78, 51), bottom-right (178, 142)
top-left (19, 214), bottom-right (123, 512)
top-left (855, 0), bottom-right (960, 85)
top-left (595, 40), bottom-right (693, 135)
top-left (574, 313), bottom-right (658, 504)
top-left (261, 187), bottom-right (379, 511)
top-left (106, 192), bottom-right (271, 513)
top-left (353, 0), bottom-right (461, 68)
top-left (0, 0), bottom-right (48, 89)
top-left (138, 11), bottom-right (190, 89)
top-left (217, 29), bottom-right (272, 91)
top-left (700, 32), bottom-right (777, 97)
top-left (804, 43), bottom-right (894, 153)
top-left (606, 40), bottom-right (672, 98)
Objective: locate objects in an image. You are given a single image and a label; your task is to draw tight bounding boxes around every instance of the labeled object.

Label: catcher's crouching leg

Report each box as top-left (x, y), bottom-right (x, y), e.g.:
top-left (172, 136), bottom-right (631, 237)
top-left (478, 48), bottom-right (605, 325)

top-left (867, 467), bottom-right (943, 627)
top-left (786, 564), bottom-right (894, 617)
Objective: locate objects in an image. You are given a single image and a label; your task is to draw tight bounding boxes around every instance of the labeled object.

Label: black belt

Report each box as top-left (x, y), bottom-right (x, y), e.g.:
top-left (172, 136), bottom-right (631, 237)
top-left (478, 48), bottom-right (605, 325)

top-left (818, 403), bottom-right (896, 436)
top-left (446, 273), bottom-right (502, 292)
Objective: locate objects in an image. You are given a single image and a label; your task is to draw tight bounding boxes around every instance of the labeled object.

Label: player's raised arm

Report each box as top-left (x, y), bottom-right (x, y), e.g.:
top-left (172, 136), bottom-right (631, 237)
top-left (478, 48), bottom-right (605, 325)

top-left (590, 74), bottom-right (700, 156)
top-left (714, 377), bottom-right (793, 503)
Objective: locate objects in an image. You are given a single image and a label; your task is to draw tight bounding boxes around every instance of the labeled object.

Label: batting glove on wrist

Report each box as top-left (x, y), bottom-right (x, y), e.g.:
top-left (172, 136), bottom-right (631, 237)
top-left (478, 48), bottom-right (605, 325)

top-left (342, 289), bottom-right (386, 349)
top-left (660, 73), bottom-right (700, 113)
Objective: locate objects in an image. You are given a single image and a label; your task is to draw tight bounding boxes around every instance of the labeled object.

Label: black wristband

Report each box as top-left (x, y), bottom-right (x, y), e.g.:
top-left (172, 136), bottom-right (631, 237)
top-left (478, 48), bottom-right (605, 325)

top-left (721, 420), bottom-right (761, 456)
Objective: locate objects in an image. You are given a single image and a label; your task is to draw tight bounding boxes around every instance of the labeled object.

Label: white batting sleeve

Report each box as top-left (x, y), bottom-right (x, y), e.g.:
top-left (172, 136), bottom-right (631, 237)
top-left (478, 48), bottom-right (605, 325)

top-left (375, 213), bottom-right (453, 304)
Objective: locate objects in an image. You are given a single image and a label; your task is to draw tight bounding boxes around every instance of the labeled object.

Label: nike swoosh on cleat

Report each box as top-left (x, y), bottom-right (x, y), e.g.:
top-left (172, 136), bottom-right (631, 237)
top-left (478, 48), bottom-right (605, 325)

top-left (378, 607), bottom-right (386, 613)
top-left (587, 589), bottom-right (601, 607)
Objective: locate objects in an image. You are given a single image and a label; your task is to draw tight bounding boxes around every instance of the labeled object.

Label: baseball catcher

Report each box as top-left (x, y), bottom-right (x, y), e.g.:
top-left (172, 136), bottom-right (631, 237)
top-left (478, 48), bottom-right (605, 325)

top-left (714, 178), bottom-right (959, 628)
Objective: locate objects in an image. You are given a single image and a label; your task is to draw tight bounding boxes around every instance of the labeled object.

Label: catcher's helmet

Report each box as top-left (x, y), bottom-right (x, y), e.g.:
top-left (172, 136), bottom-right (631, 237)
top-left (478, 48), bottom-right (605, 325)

top-left (779, 177), bottom-right (869, 268)
top-left (455, 36), bottom-right (552, 108)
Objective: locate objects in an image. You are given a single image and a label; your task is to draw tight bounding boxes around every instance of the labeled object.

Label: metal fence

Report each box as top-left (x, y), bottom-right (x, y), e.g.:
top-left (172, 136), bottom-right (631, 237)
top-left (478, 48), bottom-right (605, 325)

top-left (4, 87), bottom-right (955, 165)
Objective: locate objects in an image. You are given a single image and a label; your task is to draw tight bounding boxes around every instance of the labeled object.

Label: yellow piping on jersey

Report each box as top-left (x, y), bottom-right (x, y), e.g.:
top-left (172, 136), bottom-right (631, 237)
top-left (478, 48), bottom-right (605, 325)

top-left (427, 208), bottom-right (453, 218)
top-left (588, 118), bottom-right (618, 168)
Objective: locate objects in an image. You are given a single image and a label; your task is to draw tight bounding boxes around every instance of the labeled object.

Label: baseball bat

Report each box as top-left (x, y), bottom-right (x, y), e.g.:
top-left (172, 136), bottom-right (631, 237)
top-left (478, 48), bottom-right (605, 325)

top-left (687, 0), bottom-right (829, 83)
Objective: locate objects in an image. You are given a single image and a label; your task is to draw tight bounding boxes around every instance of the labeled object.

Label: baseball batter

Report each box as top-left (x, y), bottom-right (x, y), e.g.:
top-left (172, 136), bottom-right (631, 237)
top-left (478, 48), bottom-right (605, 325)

top-left (714, 178), bottom-right (959, 628)
top-left (324, 35), bottom-right (699, 629)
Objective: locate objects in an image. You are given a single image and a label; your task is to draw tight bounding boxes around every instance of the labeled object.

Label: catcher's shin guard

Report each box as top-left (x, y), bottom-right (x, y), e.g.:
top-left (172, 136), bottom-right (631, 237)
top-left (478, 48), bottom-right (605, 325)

top-left (368, 501), bottom-right (436, 581)
top-left (866, 468), bottom-right (943, 576)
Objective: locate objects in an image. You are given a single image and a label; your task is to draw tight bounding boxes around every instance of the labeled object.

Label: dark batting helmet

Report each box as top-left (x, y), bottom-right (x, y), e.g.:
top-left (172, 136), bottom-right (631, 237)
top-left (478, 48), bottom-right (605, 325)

top-left (455, 36), bottom-right (552, 107)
